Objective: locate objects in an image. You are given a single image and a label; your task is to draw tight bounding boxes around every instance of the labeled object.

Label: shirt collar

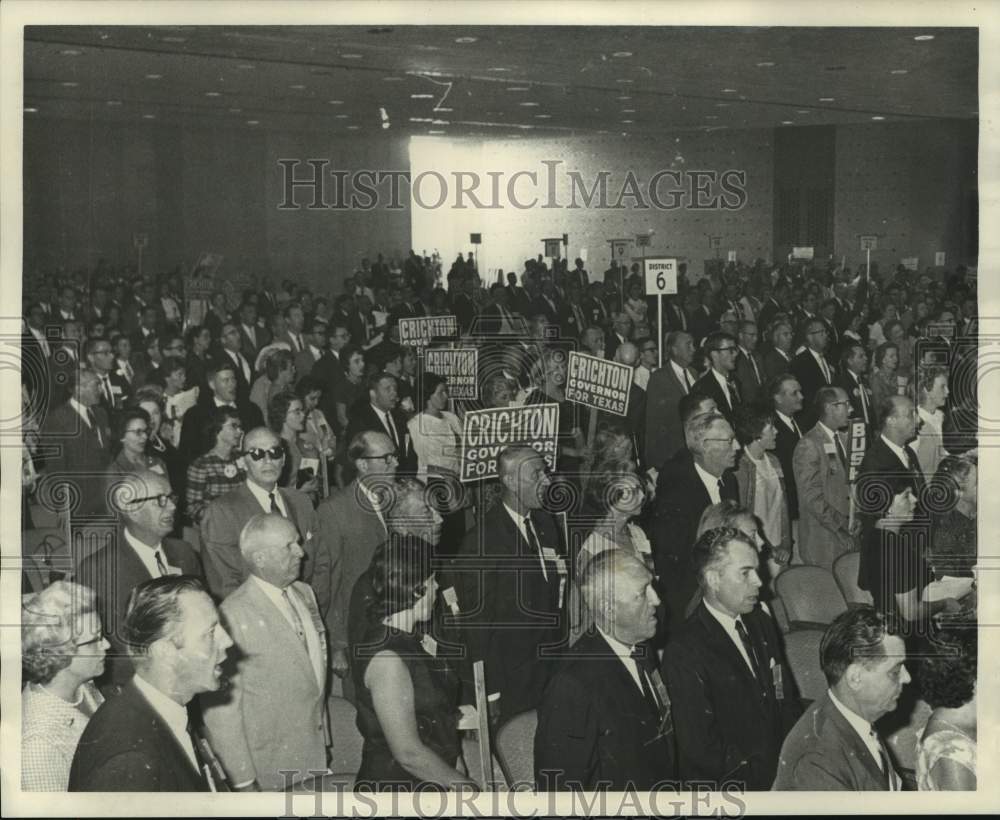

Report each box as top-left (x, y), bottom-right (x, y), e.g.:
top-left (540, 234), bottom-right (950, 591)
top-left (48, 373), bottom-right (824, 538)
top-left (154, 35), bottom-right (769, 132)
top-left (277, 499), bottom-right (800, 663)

top-left (251, 573), bottom-right (289, 605)
top-left (502, 501), bottom-right (529, 530)
top-left (776, 410), bottom-right (796, 429)
top-left (828, 687), bottom-right (875, 744)
top-left (918, 406), bottom-right (943, 427)
top-left (133, 673), bottom-right (189, 733)
top-left (703, 596), bottom-right (742, 633)
top-left (68, 397), bottom-right (91, 422)
top-left (245, 479), bottom-right (281, 513)
top-left (711, 367), bottom-right (729, 389)
top-left (123, 526), bottom-right (162, 557)
top-left (693, 460), bottom-right (721, 495)
top-left (817, 421), bottom-right (838, 443)
top-left (596, 625), bottom-right (635, 659)
top-left (809, 347), bottom-right (827, 365)
top-left (670, 359), bottom-right (688, 381)
top-left (880, 434), bottom-right (910, 467)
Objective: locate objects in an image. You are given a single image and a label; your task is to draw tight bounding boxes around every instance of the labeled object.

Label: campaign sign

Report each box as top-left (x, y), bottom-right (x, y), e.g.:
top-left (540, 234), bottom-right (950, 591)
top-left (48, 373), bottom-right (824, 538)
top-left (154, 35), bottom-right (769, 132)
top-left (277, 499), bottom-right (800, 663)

top-left (398, 315), bottom-right (459, 347)
top-left (425, 348), bottom-right (479, 399)
top-left (847, 420), bottom-right (867, 483)
top-left (565, 351), bottom-right (632, 417)
top-left (460, 403), bottom-right (559, 481)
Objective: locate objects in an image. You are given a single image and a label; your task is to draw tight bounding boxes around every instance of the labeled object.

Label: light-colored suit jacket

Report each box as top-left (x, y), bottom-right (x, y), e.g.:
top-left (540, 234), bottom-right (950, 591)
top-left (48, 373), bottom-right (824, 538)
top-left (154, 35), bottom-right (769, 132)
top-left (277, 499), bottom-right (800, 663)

top-left (202, 578), bottom-right (329, 791)
top-left (643, 360), bottom-right (697, 469)
top-left (793, 424), bottom-right (853, 570)
top-left (315, 480), bottom-right (388, 650)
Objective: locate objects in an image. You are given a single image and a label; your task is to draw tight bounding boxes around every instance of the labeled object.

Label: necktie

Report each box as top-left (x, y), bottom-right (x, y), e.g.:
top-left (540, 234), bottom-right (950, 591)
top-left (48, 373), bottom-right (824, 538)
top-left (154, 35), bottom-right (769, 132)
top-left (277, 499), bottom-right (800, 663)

top-left (102, 376), bottom-right (113, 406)
top-left (871, 730), bottom-right (897, 790)
top-left (682, 368), bottom-right (692, 392)
top-left (630, 647), bottom-right (662, 716)
top-left (835, 434), bottom-right (849, 470)
top-left (383, 411), bottom-right (400, 450)
top-left (856, 376), bottom-right (870, 423)
top-left (727, 376), bottom-right (742, 406)
top-left (295, 333), bottom-right (303, 351)
top-left (717, 477), bottom-right (726, 500)
top-left (87, 409), bottom-right (104, 447)
top-left (282, 588), bottom-right (308, 646)
top-left (124, 361), bottom-right (134, 382)
top-left (269, 491), bottom-right (285, 517)
top-left (187, 721), bottom-right (228, 792)
top-left (820, 356), bottom-right (832, 384)
top-left (749, 354), bottom-right (761, 385)
top-left (735, 618), bottom-right (767, 695)
top-left (154, 550), bottom-right (168, 577)
top-left (523, 515), bottom-right (549, 582)
top-left (904, 445), bottom-right (924, 483)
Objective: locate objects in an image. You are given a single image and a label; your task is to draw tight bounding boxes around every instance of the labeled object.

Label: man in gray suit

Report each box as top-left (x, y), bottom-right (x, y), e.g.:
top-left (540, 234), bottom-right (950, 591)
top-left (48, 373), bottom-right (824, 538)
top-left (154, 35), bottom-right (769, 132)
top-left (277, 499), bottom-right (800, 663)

top-left (200, 427), bottom-right (329, 616)
top-left (315, 430), bottom-right (395, 682)
top-left (773, 607), bottom-right (909, 790)
top-left (793, 386), bottom-right (859, 570)
top-left (643, 330), bottom-right (698, 469)
top-left (202, 513), bottom-right (329, 791)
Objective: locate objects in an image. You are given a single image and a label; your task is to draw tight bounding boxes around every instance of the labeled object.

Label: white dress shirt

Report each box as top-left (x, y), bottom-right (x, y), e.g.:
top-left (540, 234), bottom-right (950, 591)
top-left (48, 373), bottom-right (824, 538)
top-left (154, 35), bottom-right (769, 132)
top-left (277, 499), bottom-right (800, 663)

top-left (359, 480), bottom-right (388, 533)
top-left (776, 410), bottom-right (801, 437)
top-left (503, 502), bottom-right (548, 580)
top-left (132, 673), bottom-right (198, 771)
top-left (123, 527), bottom-right (176, 578)
top-left (372, 404), bottom-right (400, 446)
top-left (250, 575), bottom-right (324, 688)
top-left (703, 598), bottom-right (756, 676)
top-left (245, 480), bottom-right (288, 516)
top-left (711, 367), bottom-right (732, 405)
top-left (809, 348), bottom-right (832, 384)
top-left (828, 688), bottom-right (895, 786)
top-left (595, 625), bottom-right (645, 695)
top-left (879, 434), bottom-right (911, 470)
top-left (694, 460), bottom-right (723, 505)
top-left (670, 359), bottom-right (691, 392)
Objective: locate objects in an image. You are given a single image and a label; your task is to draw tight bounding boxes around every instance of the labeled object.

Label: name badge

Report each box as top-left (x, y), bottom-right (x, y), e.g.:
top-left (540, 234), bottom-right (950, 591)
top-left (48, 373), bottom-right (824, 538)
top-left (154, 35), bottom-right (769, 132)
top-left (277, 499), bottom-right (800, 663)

top-left (165, 564), bottom-right (182, 576)
top-left (541, 547), bottom-right (558, 561)
top-left (558, 577), bottom-right (566, 610)
top-left (442, 586), bottom-right (461, 615)
top-left (823, 443), bottom-right (837, 455)
top-left (771, 658), bottom-right (785, 700)
top-left (421, 634), bottom-right (438, 657)
top-left (554, 557), bottom-right (568, 576)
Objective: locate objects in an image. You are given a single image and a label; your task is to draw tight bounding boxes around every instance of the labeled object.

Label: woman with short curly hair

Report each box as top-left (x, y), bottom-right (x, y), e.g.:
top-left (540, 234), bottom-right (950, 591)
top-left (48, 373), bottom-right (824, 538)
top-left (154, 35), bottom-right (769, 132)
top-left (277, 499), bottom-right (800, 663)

top-left (22, 581), bottom-right (108, 791)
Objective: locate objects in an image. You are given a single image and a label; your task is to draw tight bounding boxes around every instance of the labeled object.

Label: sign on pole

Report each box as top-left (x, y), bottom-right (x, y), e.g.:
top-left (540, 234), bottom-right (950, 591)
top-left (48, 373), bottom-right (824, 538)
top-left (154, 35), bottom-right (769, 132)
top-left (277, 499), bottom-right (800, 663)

top-left (846, 420), bottom-right (868, 532)
top-left (609, 238), bottom-right (630, 260)
top-left (859, 235), bottom-right (878, 251)
top-left (644, 257), bottom-right (678, 368)
top-left (424, 348), bottom-right (479, 399)
top-left (398, 315), bottom-right (459, 347)
top-left (901, 257), bottom-right (919, 271)
top-left (791, 246), bottom-right (815, 260)
top-left (565, 351), bottom-right (633, 417)
top-left (460, 403), bottom-right (559, 481)
top-left (543, 238), bottom-right (561, 258)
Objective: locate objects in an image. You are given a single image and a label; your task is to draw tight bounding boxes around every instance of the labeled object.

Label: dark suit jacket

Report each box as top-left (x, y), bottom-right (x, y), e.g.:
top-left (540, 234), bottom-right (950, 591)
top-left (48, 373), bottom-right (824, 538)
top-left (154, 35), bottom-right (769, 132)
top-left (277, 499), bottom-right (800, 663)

top-left (686, 306), bottom-right (715, 344)
top-left (450, 292), bottom-right (477, 334)
top-left (734, 349), bottom-right (766, 407)
top-left (792, 350), bottom-right (835, 426)
top-left (652, 450), bottom-right (738, 637)
top-left (773, 414), bottom-right (801, 519)
top-left (762, 347), bottom-right (794, 382)
top-left (237, 323), bottom-right (270, 363)
top-left (199, 483), bottom-right (329, 614)
top-left (216, 348), bottom-right (254, 403)
top-left (582, 296), bottom-right (610, 328)
top-left (178, 397), bottom-right (263, 463)
top-left (604, 332), bottom-right (628, 361)
top-left (692, 369), bottom-right (739, 422)
top-left (773, 692), bottom-right (893, 790)
top-left (557, 302), bottom-right (588, 340)
top-left (665, 603), bottom-right (802, 790)
top-left (663, 298), bottom-right (689, 333)
top-left (756, 298), bottom-right (782, 334)
top-left (69, 681), bottom-right (210, 791)
top-left (643, 361), bottom-right (696, 470)
top-left (448, 504), bottom-right (568, 721)
top-left (835, 370), bottom-right (874, 433)
top-left (309, 350), bottom-right (343, 393)
top-left (39, 401), bottom-right (112, 518)
top-left (534, 631), bottom-right (676, 791)
top-left (343, 402), bottom-right (416, 473)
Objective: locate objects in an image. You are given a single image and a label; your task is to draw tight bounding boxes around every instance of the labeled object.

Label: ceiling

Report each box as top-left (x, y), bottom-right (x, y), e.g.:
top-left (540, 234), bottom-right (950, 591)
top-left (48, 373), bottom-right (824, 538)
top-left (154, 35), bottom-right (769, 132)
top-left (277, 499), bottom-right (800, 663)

top-left (24, 25), bottom-right (978, 138)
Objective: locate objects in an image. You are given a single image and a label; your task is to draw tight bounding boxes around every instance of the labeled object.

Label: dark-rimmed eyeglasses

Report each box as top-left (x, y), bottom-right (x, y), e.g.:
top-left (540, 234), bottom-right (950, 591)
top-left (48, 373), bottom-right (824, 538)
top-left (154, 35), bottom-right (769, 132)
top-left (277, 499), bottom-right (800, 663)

top-left (244, 446), bottom-right (285, 461)
top-left (359, 452), bottom-right (399, 464)
top-left (713, 346), bottom-right (738, 353)
top-left (129, 492), bottom-right (178, 508)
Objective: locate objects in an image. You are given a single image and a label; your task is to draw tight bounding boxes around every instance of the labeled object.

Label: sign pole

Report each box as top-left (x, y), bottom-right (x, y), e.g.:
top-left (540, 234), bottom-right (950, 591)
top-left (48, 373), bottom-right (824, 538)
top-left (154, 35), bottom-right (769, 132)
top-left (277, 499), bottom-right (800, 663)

top-left (658, 294), bottom-right (664, 368)
top-left (473, 660), bottom-right (494, 789)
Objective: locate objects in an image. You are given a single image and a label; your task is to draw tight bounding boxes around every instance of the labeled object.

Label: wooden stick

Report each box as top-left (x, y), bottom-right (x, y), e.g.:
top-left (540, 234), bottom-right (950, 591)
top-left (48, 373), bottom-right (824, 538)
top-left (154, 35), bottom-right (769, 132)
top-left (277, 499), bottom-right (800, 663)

top-left (472, 660), bottom-right (494, 790)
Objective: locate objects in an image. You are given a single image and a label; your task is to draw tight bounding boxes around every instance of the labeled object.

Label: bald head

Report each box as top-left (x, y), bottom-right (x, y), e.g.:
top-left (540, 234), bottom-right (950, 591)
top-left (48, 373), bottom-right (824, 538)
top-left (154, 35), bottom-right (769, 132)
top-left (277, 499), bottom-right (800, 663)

top-left (243, 426), bottom-right (280, 451)
top-left (581, 551), bottom-right (659, 646)
top-left (614, 342), bottom-right (639, 368)
top-left (239, 513), bottom-right (303, 587)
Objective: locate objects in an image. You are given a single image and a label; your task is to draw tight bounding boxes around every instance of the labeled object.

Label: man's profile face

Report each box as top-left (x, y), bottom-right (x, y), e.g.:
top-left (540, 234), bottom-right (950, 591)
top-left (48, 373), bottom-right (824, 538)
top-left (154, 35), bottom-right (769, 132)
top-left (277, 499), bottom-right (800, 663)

top-left (775, 379), bottom-right (804, 415)
top-left (506, 452), bottom-right (550, 510)
top-left (709, 539), bottom-right (762, 618)
top-left (853, 635), bottom-right (910, 721)
top-left (172, 591), bottom-right (233, 696)
top-left (77, 372), bottom-right (102, 406)
top-left (370, 377), bottom-right (398, 412)
top-left (211, 369), bottom-right (238, 403)
top-left (609, 564), bottom-right (660, 645)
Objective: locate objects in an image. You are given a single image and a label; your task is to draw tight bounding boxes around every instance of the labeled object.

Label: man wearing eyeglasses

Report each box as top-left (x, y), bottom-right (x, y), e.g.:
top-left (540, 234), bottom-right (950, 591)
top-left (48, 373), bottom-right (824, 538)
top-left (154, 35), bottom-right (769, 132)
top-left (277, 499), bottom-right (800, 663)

top-left (344, 371), bottom-right (416, 474)
top-left (75, 470), bottom-right (202, 688)
top-left (200, 427), bottom-right (330, 618)
top-left (793, 387), bottom-right (858, 570)
top-left (84, 336), bottom-right (130, 412)
top-left (792, 319), bottom-right (836, 429)
top-left (692, 331), bottom-right (742, 423)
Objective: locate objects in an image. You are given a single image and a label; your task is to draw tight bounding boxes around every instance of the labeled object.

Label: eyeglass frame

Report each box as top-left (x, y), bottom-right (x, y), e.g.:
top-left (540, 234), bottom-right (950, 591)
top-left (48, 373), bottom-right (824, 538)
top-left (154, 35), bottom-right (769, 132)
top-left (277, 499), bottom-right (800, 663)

top-left (128, 492), bottom-right (179, 508)
top-left (244, 446), bottom-right (286, 461)
top-left (358, 452), bottom-right (399, 465)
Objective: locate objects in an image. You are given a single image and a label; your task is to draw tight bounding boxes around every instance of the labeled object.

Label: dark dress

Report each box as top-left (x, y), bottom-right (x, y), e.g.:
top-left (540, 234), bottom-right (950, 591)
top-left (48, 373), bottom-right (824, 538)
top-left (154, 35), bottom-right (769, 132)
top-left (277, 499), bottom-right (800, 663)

top-left (929, 509), bottom-right (977, 578)
top-left (352, 623), bottom-right (462, 791)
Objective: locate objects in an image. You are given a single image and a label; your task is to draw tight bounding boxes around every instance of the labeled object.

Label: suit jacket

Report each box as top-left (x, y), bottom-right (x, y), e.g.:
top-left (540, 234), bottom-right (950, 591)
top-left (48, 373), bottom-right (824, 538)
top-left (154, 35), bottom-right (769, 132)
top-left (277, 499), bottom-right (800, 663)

top-left (238, 323), bottom-right (271, 363)
top-left (692, 369), bottom-right (739, 422)
top-left (604, 332), bottom-right (628, 361)
top-left (96, 371), bottom-right (131, 414)
top-left (202, 578), bottom-right (328, 791)
top-left (315, 480), bottom-right (388, 651)
top-left (178, 397), bottom-right (263, 463)
top-left (734, 349), bottom-right (766, 407)
top-left (39, 401), bottom-right (112, 518)
top-left (652, 450), bottom-right (738, 638)
top-left (343, 402), bottom-right (416, 473)
top-left (217, 347), bottom-right (254, 402)
top-left (581, 295), bottom-right (610, 328)
top-left (686, 306), bottom-right (715, 344)
top-left (199, 483), bottom-right (329, 614)
top-left (836, 370), bottom-right (874, 433)
top-left (448, 504), bottom-right (568, 721)
top-left (450, 292), bottom-right (478, 334)
top-left (793, 425), bottom-right (853, 570)
top-left (75, 530), bottom-right (202, 686)
top-left (665, 603), bottom-right (802, 790)
top-left (773, 414), bottom-right (802, 519)
top-left (557, 302), bottom-right (588, 340)
top-left (529, 294), bottom-right (561, 325)
top-left (756, 298), bottom-right (782, 334)
top-left (663, 298), bottom-right (689, 333)
top-left (643, 360), bottom-right (696, 469)
top-left (763, 347), bottom-right (794, 382)
top-left (773, 692), bottom-right (893, 790)
top-left (792, 349), bottom-right (835, 426)
top-left (69, 680), bottom-right (210, 791)
top-left (534, 631), bottom-right (676, 791)
top-left (309, 350), bottom-right (343, 393)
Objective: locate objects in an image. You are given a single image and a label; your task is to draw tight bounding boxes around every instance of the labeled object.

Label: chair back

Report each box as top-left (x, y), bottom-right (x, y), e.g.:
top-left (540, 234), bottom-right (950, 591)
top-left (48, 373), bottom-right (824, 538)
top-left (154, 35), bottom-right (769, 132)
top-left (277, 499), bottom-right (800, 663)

top-left (495, 709), bottom-right (538, 788)
top-left (782, 628), bottom-right (827, 703)
top-left (833, 551), bottom-right (874, 607)
top-left (774, 565), bottom-right (848, 627)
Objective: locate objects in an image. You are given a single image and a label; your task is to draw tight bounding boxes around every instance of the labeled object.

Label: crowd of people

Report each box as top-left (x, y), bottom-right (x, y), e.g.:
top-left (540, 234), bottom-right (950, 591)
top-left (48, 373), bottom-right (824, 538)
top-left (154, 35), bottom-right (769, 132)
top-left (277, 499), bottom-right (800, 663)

top-left (19, 248), bottom-right (978, 793)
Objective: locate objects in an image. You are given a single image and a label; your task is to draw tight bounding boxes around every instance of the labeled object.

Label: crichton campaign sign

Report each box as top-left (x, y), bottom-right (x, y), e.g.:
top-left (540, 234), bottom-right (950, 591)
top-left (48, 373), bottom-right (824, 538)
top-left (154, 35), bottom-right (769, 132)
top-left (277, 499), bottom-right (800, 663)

top-left (398, 315), bottom-right (459, 346)
top-left (460, 403), bottom-right (560, 481)
top-left (565, 351), bottom-right (633, 417)
top-left (424, 348), bottom-right (478, 400)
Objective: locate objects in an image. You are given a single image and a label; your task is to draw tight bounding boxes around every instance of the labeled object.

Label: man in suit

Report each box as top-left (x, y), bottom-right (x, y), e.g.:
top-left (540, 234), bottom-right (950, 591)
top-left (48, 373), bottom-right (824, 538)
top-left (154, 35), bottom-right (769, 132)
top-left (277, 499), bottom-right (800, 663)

top-left (200, 427), bottom-right (329, 614)
top-left (316, 430), bottom-right (394, 685)
top-left (40, 366), bottom-right (112, 520)
top-left (604, 312), bottom-right (633, 360)
top-left (666, 528), bottom-right (802, 790)
top-left (450, 276), bottom-right (478, 334)
top-left (279, 302), bottom-right (308, 354)
top-left (609, 343), bottom-right (647, 448)
top-left (477, 282), bottom-right (521, 338)
top-left (84, 336), bottom-right (130, 412)
top-left (662, 295), bottom-right (688, 333)
top-left (535, 551), bottom-right (676, 791)
top-left (449, 445), bottom-right (568, 723)
top-left (856, 395), bottom-right (925, 597)
top-left (773, 607), bottom-right (910, 790)
top-left (202, 291), bottom-right (231, 342)
top-left (792, 319), bottom-right (836, 428)
top-left (505, 270), bottom-right (531, 316)
top-left (217, 322), bottom-right (255, 401)
top-left (294, 318), bottom-right (327, 382)
top-left (692, 331), bottom-right (742, 423)
top-left (202, 514), bottom-right (329, 791)
top-left (793, 387), bottom-right (857, 570)
top-left (558, 282), bottom-right (589, 340)
top-left (643, 330), bottom-right (698, 469)
top-left (762, 320), bottom-right (795, 382)
top-left (76, 470), bottom-right (202, 686)
top-left (684, 290), bottom-right (715, 345)
top-left (652, 412), bottom-right (740, 637)
top-left (178, 361), bottom-right (263, 462)
top-left (756, 286), bottom-right (785, 335)
top-left (769, 374), bottom-right (804, 532)
top-left (582, 281), bottom-right (611, 328)
top-left (529, 279), bottom-right (561, 325)
top-left (734, 321), bottom-right (766, 408)
top-left (344, 371), bottom-right (416, 473)
top-left (69, 575), bottom-right (234, 791)
top-left (237, 301), bottom-right (270, 364)
top-left (310, 321), bottom-right (351, 396)
top-left (837, 342), bottom-right (875, 437)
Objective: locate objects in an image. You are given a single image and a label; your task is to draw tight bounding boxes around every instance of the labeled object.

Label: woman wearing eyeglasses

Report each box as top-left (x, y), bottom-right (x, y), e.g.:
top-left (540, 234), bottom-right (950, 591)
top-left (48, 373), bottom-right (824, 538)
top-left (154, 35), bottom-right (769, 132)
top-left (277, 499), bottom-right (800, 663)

top-left (268, 390), bottom-right (320, 497)
top-left (106, 408), bottom-right (168, 502)
top-left (185, 407), bottom-right (246, 526)
top-left (22, 581), bottom-right (108, 791)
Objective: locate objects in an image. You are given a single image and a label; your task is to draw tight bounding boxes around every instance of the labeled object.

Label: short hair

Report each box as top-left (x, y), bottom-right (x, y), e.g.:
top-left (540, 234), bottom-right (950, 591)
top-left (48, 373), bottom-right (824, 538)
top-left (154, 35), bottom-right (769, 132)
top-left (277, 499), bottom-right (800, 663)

top-left (737, 320), bottom-right (757, 335)
top-left (339, 343), bottom-right (364, 375)
top-left (264, 348), bottom-right (295, 381)
top-left (920, 627), bottom-right (977, 709)
top-left (814, 385), bottom-right (844, 415)
top-left (295, 375), bottom-right (325, 401)
top-left (678, 390), bottom-right (714, 428)
top-left (498, 444), bottom-right (542, 481)
top-left (704, 331), bottom-right (736, 353)
top-left (202, 405), bottom-right (242, 456)
top-left (373, 342), bottom-right (403, 370)
top-left (267, 389), bottom-right (299, 433)
top-left (685, 410), bottom-right (728, 453)
top-left (83, 336), bottom-right (111, 358)
top-left (579, 549), bottom-right (648, 612)
top-left (877, 394), bottom-right (909, 431)
top-left (690, 526), bottom-right (756, 587)
top-left (238, 512), bottom-right (292, 563)
top-left (767, 372), bottom-right (798, 401)
top-left (385, 477), bottom-right (431, 527)
top-left (206, 360), bottom-right (237, 383)
top-left (732, 405), bottom-right (775, 446)
top-left (158, 355), bottom-right (186, 379)
top-left (820, 606), bottom-right (900, 686)
top-left (839, 342), bottom-right (867, 370)
top-left (347, 429), bottom-right (385, 463)
top-left (873, 341), bottom-right (899, 370)
top-left (696, 501), bottom-right (752, 537)
top-left (415, 372), bottom-right (448, 411)
top-left (366, 369), bottom-right (396, 393)
top-left (132, 383), bottom-right (165, 406)
top-left (367, 534), bottom-right (434, 621)
top-left (22, 581), bottom-right (98, 684)
top-left (112, 406), bottom-right (151, 446)
top-left (184, 324), bottom-right (208, 346)
top-left (769, 320), bottom-right (792, 341)
top-left (122, 575), bottom-right (209, 662)
top-left (917, 365), bottom-right (949, 398)
top-left (282, 302), bottom-right (304, 319)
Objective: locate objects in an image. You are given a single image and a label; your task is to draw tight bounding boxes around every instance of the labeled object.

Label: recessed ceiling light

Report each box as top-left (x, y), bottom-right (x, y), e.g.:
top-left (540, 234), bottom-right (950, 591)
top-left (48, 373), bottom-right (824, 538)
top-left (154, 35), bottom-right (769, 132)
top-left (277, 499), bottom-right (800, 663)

top-left (229, 107), bottom-right (242, 113)
top-left (455, 37), bottom-right (478, 44)
top-left (59, 49), bottom-right (82, 56)
top-left (781, 120), bottom-right (794, 125)
top-left (535, 114), bottom-right (551, 119)
top-left (162, 36), bottom-right (186, 43)
top-left (237, 64), bottom-right (255, 70)
top-left (335, 114), bottom-right (349, 119)
top-left (506, 87), bottom-right (529, 92)
top-left (436, 107), bottom-right (453, 112)
top-left (328, 99), bottom-right (344, 105)
top-left (487, 67), bottom-right (510, 72)
top-left (721, 88), bottom-right (737, 93)
top-left (341, 53), bottom-right (363, 59)
top-left (617, 95), bottom-right (632, 101)
top-left (106, 100), bottom-right (122, 106)
top-left (289, 84), bottom-right (306, 90)
top-left (145, 74), bottom-right (163, 80)
top-left (914, 34), bottom-right (935, 41)
top-left (819, 97), bottom-right (835, 102)
top-left (205, 91), bottom-right (221, 97)
top-left (24, 106), bottom-right (38, 113)
top-left (142, 113), bottom-right (156, 120)
top-left (890, 69), bottom-right (908, 75)
top-left (871, 115), bottom-right (886, 120)
top-left (347, 125), bottom-right (361, 130)
top-left (715, 102), bottom-right (730, 107)
top-left (383, 76), bottom-right (402, 82)
top-left (246, 120), bottom-right (259, 125)
top-left (60, 81), bottom-right (79, 87)
top-left (796, 109), bottom-right (810, 114)
top-left (616, 79), bottom-right (634, 84)
top-left (519, 102), bottom-right (540, 107)
top-left (622, 108), bottom-right (635, 113)
top-left (409, 117), bottom-right (432, 123)
top-left (428, 130), bottom-right (445, 135)
top-left (410, 93), bottom-right (433, 99)
top-left (431, 119), bottom-right (450, 125)
top-left (756, 61), bottom-right (775, 67)
top-left (621, 119), bottom-right (633, 124)
top-left (612, 51), bottom-right (633, 58)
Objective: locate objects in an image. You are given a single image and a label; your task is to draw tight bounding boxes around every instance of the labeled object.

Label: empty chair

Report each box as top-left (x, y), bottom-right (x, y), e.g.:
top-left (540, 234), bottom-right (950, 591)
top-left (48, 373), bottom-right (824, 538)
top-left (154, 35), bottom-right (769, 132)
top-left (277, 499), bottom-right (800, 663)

top-left (773, 565), bottom-right (848, 628)
top-left (495, 709), bottom-right (538, 789)
top-left (832, 551), bottom-right (874, 608)
top-left (782, 628), bottom-right (827, 704)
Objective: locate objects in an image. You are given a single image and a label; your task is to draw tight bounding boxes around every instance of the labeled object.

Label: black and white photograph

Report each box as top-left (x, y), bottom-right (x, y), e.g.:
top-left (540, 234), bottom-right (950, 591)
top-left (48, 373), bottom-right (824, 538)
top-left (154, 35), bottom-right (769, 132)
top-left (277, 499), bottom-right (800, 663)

top-left (2, 1), bottom-right (996, 815)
